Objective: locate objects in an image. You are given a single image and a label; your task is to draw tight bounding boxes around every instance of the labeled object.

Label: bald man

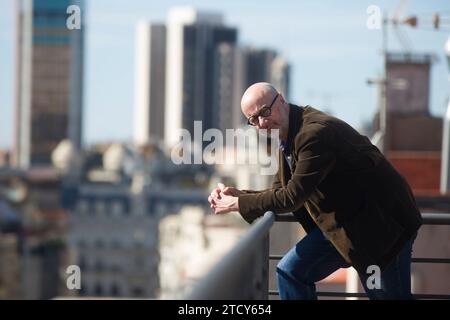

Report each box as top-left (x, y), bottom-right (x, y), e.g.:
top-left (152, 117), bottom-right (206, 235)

top-left (208, 82), bottom-right (422, 300)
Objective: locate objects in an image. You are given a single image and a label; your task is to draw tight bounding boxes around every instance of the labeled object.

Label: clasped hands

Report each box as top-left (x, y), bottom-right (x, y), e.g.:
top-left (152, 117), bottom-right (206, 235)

top-left (208, 183), bottom-right (242, 215)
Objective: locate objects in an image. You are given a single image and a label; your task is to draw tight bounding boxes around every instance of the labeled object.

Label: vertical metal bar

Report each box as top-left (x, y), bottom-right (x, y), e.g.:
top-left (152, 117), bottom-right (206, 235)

top-left (345, 268), bottom-right (360, 300)
top-left (261, 232), bottom-right (270, 300)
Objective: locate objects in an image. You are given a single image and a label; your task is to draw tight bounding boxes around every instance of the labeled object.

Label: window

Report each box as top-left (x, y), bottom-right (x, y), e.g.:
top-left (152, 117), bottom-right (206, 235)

top-left (77, 239), bottom-right (87, 250)
top-left (133, 230), bottom-right (145, 249)
top-left (78, 255), bottom-right (87, 270)
top-left (95, 239), bottom-right (105, 250)
top-left (95, 200), bottom-right (106, 216)
top-left (110, 240), bottom-right (121, 250)
top-left (111, 200), bottom-right (123, 217)
top-left (77, 199), bottom-right (89, 215)
top-left (131, 287), bottom-right (144, 297)
top-left (110, 264), bottom-right (121, 273)
top-left (94, 283), bottom-right (103, 296)
top-left (79, 282), bottom-right (87, 296)
top-left (110, 284), bottom-right (121, 297)
top-left (134, 257), bottom-right (145, 268)
top-left (94, 260), bottom-right (104, 272)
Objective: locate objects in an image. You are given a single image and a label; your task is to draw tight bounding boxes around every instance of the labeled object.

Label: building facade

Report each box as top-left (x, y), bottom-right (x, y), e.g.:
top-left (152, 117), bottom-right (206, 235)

top-left (164, 7), bottom-right (237, 147)
top-left (14, 0), bottom-right (84, 168)
top-left (134, 23), bottom-right (166, 146)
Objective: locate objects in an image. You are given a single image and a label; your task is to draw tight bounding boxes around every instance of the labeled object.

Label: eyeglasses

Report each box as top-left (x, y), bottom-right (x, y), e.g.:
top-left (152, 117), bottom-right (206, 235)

top-left (247, 93), bottom-right (279, 126)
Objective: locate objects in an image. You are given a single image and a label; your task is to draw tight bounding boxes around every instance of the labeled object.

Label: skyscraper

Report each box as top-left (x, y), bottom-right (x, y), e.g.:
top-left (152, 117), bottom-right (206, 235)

top-left (239, 47), bottom-right (290, 100)
top-left (13, 0), bottom-right (84, 168)
top-left (164, 7), bottom-right (237, 148)
top-left (213, 43), bottom-right (239, 132)
top-left (134, 22), bottom-right (166, 146)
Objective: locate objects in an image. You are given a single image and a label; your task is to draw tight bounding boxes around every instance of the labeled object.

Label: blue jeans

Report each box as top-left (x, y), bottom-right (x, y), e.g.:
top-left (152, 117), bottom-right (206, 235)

top-left (276, 227), bottom-right (414, 300)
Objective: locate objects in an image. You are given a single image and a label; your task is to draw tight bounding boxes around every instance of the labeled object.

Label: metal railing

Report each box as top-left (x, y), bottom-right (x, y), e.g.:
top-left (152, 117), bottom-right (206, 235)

top-left (186, 212), bottom-right (450, 300)
top-left (269, 212), bottom-right (450, 300)
top-left (185, 211), bottom-right (274, 300)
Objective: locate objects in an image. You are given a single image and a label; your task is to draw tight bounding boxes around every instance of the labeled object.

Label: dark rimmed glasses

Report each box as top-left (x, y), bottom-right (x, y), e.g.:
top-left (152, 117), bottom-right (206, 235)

top-left (246, 93), bottom-right (279, 126)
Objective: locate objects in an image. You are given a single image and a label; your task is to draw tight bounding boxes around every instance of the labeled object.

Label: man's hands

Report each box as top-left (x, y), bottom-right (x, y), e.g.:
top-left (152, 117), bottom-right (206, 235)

top-left (208, 183), bottom-right (242, 215)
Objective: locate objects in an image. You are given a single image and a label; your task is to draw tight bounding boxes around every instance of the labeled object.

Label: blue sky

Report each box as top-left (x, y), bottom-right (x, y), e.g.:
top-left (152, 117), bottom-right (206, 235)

top-left (1, 0), bottom-right (450, 149)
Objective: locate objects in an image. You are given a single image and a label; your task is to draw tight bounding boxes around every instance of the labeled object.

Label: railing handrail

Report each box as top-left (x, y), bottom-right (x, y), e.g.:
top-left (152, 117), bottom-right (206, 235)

top-left (271, 211), bottom-right (450, 300)
top-left (274, 212), bottom-right (450, 225)
top-left (185, 211), bottom-right (275, 300)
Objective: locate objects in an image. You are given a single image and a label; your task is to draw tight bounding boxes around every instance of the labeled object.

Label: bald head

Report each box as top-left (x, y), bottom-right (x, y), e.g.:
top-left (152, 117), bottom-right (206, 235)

top-left (239, 82), bottom-right (290, 141)
top-left (241, 82), bottom-right (278, 116)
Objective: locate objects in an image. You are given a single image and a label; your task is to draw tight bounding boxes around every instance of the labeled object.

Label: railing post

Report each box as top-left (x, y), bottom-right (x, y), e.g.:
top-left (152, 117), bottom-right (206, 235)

top-left (252, 216), bottom-right (271, 299)
top-left (262, 232), bottom-right (270, 300)
top-left (345, 268), bottom-right (359, 300)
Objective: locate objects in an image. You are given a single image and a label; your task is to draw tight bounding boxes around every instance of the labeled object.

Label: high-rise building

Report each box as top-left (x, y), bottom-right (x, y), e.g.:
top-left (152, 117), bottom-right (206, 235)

top-left (164, 7), bottom-right (237, 147)
top-left (212, 43), bottom-right (240, 132)
top-left (242, 49), bottom-right (277, 90)
top-left (238, 48), bottom-right (290, 100)
top-left (134, 22), bottom-right (166, 146)
top-left (14, 0), bottom-right (84, 168)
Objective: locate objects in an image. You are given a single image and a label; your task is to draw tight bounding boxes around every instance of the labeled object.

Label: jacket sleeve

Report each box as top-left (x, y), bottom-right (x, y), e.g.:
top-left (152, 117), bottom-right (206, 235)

top-left (238, 124), bottom-right (335, 223)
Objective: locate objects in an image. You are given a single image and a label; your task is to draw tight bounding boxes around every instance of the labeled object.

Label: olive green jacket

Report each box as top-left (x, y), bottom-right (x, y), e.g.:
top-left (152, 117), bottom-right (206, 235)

top-left (238, 105), bottom-right (422, 273)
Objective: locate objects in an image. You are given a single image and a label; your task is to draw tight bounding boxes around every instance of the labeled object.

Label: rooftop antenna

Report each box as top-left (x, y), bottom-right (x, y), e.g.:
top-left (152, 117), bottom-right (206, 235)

top-left (391, 0), bottom-right (413, 53)
top-left (369, 0), bottom-right (422, 152)
top-left (402, 11), bottom-right (450, 32)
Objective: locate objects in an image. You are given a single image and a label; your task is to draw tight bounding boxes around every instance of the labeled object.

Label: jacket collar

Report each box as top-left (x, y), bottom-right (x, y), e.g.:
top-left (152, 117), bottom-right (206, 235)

top-left (280, 104), bottom-right (304, 154)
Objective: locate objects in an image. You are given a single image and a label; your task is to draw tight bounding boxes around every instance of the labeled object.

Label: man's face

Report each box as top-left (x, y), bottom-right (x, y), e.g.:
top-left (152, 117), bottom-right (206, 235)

top-left (242, 94), bottom-right (284, 137)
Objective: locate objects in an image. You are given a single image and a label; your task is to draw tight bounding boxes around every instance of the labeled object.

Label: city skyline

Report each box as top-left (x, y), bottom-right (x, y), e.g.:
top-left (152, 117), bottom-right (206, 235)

top-left (1, 0), bottom-right (450, 149)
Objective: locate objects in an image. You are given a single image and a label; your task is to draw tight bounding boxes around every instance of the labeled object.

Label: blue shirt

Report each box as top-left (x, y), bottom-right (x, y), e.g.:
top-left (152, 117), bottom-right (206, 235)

top-left (279, 140), bottom-right (292, 171)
